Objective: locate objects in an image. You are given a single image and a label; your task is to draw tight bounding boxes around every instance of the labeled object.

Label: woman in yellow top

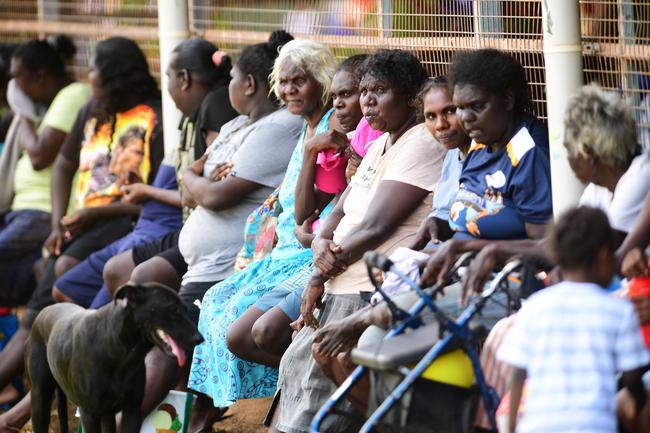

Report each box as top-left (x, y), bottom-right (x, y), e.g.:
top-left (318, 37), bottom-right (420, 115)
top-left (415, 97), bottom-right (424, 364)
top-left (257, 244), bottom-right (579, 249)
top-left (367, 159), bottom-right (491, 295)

top-left (0, 36), bottom-right (90, 307)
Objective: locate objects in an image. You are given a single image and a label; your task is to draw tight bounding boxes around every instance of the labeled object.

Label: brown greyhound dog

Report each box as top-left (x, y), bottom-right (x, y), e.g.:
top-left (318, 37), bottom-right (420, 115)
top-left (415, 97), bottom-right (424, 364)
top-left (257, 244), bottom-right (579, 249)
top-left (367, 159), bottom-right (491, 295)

top-left (26, 283), bottom-right (203, 433)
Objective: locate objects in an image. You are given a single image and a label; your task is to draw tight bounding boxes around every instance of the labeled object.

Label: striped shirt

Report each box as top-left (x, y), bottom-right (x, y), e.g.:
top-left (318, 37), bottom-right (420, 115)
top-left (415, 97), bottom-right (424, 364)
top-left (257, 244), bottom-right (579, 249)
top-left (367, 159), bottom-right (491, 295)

top-left (498, 281), bottom-right (650, 433)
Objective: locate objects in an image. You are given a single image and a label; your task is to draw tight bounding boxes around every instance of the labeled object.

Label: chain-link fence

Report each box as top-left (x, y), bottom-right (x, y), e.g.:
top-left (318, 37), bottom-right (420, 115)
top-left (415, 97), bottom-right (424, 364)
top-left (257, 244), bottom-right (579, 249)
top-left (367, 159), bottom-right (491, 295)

top-left (2, 0), bottom-right (649, 142)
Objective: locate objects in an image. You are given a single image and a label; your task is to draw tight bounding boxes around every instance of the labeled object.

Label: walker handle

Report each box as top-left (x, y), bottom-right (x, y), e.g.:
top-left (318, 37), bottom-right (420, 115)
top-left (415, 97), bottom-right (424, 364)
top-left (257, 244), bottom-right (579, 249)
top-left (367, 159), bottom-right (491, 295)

top-left (363, 250), bottom-right (393, 272)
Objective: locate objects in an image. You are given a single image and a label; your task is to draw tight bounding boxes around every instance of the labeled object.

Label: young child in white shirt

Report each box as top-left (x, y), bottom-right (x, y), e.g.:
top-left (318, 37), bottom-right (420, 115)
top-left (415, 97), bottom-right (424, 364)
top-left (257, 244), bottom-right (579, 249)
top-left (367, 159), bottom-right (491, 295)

top-left (498, 206), bottom-right (649, 433)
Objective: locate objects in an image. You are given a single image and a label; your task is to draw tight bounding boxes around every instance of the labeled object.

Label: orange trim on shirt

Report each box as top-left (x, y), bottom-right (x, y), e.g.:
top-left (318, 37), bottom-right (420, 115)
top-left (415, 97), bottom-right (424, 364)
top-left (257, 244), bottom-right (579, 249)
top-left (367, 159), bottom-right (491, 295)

top-left (469, 142), bottom-right (486, 153)
top-left (506, 141), bottom-right (519, 167)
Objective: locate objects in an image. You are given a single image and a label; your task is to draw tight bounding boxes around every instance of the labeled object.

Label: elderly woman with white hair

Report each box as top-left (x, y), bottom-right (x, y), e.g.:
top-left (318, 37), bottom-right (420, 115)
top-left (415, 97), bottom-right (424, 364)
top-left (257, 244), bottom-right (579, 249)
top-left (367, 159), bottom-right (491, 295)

top-left (186, 38), bottom-right (338, 415)
top-left (565, 84), bottom-right (650, 239)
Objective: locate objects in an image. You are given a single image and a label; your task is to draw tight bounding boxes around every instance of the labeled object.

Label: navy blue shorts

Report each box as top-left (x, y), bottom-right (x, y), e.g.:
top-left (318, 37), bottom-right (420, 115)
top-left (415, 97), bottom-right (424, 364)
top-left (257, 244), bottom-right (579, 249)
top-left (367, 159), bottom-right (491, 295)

top-left (0, 209), bottom-right (50, 305)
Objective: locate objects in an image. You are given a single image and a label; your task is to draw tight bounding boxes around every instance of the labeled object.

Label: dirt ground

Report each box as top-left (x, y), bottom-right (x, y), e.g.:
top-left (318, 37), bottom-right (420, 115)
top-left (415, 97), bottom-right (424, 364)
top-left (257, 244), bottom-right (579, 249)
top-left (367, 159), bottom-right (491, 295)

top-left (16, 398), bottom-right (270, 433)
top-left (210, 398), bottom-right (270, 433)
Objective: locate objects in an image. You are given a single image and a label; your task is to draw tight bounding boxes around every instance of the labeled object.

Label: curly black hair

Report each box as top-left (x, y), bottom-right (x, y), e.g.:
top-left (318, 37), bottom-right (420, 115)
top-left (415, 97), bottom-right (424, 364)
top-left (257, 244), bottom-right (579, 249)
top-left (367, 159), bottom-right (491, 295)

top-left (360, 49), bottom-right (428, 103)
top-left (448, 49), bottom-right (532, 116)
top-left (171, 38), bottom-right (231, 88)
top-left (336, 54), bottom-right (369, 85)
top-left (11, 38), bottom-right (67, 79)
top-left (236, 30), bottom-right (293, 101)
top-left (547, 206), bottom-right (616, 270)
top-left (93, 37), bottom-right (158, 114)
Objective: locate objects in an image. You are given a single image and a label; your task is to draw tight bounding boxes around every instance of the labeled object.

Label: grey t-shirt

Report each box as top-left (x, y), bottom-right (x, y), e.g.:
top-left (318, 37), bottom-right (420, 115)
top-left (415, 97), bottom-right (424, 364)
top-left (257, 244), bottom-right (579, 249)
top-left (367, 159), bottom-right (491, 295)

top-left (178, 108), bottom-right (303, 284)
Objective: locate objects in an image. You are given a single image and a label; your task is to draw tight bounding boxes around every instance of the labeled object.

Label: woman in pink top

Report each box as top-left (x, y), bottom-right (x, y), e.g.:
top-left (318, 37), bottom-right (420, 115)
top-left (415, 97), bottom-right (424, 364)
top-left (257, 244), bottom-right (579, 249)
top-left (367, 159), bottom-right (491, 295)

top-left (311, 67), bottom-right (383, 197)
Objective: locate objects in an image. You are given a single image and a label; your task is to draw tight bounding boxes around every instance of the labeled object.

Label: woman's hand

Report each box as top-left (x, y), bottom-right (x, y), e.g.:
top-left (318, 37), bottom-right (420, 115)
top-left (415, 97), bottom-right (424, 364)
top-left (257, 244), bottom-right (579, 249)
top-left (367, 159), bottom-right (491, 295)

top-left (295, 211), bottom-right (319, 248)
top-left (462, 244), bottom-right (499, 304)
top-left (301, 277), bottom-right (326, 329)
top-left (60, 208), bottom-right (99, 237)
top-left (410, 215), bottom-right (439, 251)
top-left (311, 236), bottom-right (346, 278)
top-left (44, 228), bottom-right (65, 257)
top-left (622, 248), bottom-right (650, 279)
top-left (304, 130), bottom-right (349, 157)
top-left (209, 160), bottom-right (233, 181)
top-left (290, 315), bottom-right (305, 332)
top-left (121, 183), bottom-right (152, 204)
top-left (181, 182), bottom-right (198, 209)
top-left (188, 152), bottom-right (209, 176)
top-left (345, 152), bottom-right (362, 182)
top-left (312, 315), bottom-right (364, 357)
top-left (421, 239), bottom-right (460, 287)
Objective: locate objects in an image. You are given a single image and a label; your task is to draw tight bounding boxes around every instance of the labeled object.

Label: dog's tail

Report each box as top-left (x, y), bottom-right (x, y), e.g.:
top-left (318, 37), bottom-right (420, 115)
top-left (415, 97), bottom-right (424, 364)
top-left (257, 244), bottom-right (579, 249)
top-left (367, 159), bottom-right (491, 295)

top-left (56, 386), bottom-right (69, 433)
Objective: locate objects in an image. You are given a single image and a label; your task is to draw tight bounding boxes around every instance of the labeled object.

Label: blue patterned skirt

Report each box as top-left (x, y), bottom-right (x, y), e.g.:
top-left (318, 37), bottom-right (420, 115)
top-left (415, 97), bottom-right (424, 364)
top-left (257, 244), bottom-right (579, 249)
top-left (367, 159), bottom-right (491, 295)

top-left (188, 253), bottom-right (312, 406)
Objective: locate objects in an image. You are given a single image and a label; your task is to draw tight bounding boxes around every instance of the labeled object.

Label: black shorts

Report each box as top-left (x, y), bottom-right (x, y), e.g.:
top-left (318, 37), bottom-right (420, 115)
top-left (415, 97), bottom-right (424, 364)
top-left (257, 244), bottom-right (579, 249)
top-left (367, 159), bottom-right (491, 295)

top-left (131, 230), bottom-right (187, 278)
top-left (63, 216), bottom-right (134, 261)
top-left (27, 216), bottom-right (134, 312)
top-left (180, 280), bottom-right (220, 324)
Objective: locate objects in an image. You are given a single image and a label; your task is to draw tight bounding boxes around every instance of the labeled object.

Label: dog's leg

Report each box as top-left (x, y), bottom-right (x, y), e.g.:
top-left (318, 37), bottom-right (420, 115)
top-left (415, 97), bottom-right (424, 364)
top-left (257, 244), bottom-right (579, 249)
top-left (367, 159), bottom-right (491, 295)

top-left (100, 414), bottom-right (116, 433)
top-left (80, 410), bottom-right (101, 433)
top-left (120, 407), bottom-right (142, 433)
top-left (55, 386), bottom-right (69, 433)
top-left (120, 368), bottom-right (145, 433)
top-left (26, 340), bottom-right (56, 433)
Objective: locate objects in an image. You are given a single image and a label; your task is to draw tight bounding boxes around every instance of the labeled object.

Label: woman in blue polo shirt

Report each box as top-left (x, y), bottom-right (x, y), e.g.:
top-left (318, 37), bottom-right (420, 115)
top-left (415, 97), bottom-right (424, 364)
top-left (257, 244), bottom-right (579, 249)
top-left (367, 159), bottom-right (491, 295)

top-left (447, 48), bottom-right (552, 241)
top-left (422, 48), bottom-right (553, 285)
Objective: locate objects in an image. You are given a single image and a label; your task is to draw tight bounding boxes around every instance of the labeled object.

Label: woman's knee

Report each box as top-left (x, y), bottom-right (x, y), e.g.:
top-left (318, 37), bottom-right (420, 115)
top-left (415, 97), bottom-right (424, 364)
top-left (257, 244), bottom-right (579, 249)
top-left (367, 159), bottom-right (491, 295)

top-left (51, 286), bottom-right (73, 304)
top-left (251, 308), bottom-right (292, 356)
top-left (130, 257), bottom-right (180, 289)
top-left (129, 260), bottom-right (152, 285)
top-left (251, 318), bottom-right (275, 353)
top-left (103, 251), bottom-right (134, 295)
top-left (226, 308), bottom-right (265, 359)
top-left (53, 255), bottom-right (79, 279)
top-left (226, 321), bottom-right (251, 359)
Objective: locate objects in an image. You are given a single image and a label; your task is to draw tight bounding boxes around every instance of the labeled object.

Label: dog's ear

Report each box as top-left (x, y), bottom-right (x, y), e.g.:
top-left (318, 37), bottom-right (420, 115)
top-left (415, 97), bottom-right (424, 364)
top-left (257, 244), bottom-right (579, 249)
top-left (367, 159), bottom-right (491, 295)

top-left (114, 284), bottom-right (148, 307)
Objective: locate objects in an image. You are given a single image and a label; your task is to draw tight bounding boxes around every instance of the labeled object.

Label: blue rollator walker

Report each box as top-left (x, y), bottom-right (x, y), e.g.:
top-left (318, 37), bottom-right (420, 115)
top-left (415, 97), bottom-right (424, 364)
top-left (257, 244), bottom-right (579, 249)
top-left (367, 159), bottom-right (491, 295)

top-left (310, 250), bottom-right (524, 433)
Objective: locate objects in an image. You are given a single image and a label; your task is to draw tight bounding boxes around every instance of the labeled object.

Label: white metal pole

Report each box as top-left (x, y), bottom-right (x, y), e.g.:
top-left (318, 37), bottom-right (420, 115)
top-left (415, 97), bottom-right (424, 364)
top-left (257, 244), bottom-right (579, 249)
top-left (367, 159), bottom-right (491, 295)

top-left (542, 0), bottom-right (584, 218)
top-left (157, 0), bottom-right (189, 158)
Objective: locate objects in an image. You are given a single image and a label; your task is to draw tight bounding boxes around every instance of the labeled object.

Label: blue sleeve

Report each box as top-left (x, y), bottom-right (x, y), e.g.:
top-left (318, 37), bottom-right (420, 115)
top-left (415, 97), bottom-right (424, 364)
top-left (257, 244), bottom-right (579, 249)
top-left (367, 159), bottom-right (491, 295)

top-left (511, 142), bottom-right (553, 225)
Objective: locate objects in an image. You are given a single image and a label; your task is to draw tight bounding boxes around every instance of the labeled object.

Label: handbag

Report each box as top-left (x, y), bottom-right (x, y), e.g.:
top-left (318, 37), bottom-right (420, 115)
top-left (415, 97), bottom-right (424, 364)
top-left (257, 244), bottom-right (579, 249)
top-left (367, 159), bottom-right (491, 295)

top-left (234, 186), bottom-right (282, 272)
